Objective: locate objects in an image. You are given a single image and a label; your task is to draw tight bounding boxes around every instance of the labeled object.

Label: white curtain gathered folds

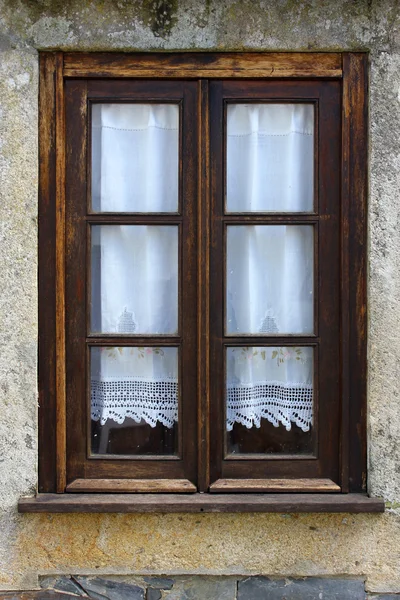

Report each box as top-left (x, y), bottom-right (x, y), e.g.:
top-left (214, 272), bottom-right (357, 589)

top-left (90, 102), bottom-right (314, 433)
top-left (226, 104), bottom-right (314, 432)
top-left (90, 103), bottom-right (180, 429)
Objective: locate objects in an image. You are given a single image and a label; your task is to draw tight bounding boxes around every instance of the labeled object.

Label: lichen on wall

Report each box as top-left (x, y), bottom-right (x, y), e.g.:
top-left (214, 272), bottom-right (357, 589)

top-left (1, 0), bottom-right (400, 593)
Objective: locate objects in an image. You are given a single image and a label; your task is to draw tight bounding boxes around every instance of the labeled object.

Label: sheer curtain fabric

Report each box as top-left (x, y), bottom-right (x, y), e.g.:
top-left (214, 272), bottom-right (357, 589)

top-left (90, 102), bottom-right (314, 433)
top-left (90, 104), bottom-right (180, 428)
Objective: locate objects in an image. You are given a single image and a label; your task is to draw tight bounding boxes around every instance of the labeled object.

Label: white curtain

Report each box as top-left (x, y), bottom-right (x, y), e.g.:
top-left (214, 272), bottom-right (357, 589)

top-left (225, 104), bottom-right (314, 432)
top-left (90, 104), bottom-right (180, 430)
top-left (90, 102), bottom-right (314, 433)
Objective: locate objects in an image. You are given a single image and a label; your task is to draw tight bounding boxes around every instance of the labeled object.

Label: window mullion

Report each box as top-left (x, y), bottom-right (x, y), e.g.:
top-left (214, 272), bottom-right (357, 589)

top-left (197, 79), bottom-right (211, 492)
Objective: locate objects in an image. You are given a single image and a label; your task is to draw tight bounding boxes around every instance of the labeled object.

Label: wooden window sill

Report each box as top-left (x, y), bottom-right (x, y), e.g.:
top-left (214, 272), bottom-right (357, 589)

top-left (18, 493), bottom-right (384, 514)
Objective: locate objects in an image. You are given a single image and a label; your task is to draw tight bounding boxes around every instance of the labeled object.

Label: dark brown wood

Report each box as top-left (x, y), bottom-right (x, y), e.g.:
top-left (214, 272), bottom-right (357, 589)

top-left (210, 478), bottom-right (340, 493)
top-left (209, 80), bottom-right (224, 486)
top-left (223, 215), bottom-right (319, 223)
top-left (315, 81), bottom-right (342, 485)
top-left (38, 51), bottom-right (368, 499)
top-left (64, 79), bottom-right (198, 488)
top-left (209, 79), bottom-right (342, 488)
top-left (87, 214), bottom-right (183, 223)
top-left (65, 79), bottom-right (88, 486)
top-left (179, 81), bottom-right (199, 485)
top-left (55, 52), bottom-right (67, 493)
top-left (67, 478), bottom-right (196, 493)
top-left (343, 54), bottom-right (369, 492)
top-left (87, 79), bottom-right (192, 99)
top-left (87, 337), bottom-right (181, 345)
top-left (223, 337), bottom-right (319, 344)
top-left (340, 57), bottom-right (351, 493)
top-left (18, 493), bottom-right (384, 513)
top-left (63, 52), bottom-right (343, 79)
top-left (197, 80), bottom-right (211, 492)
top-left (38, 53), bottom-right (57, 493)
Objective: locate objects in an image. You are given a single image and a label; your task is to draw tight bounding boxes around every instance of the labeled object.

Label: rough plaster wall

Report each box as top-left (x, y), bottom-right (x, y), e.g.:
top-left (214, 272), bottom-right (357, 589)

top-left (0, 0), bottom-right (400, 593)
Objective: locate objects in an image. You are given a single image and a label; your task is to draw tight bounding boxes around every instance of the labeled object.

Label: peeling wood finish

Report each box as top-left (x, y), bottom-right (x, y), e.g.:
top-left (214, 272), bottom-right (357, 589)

top-left (18, 493), bottom-right (384, 513)
top-left (55, 52), bottom-right (67, 493)
top-left (63, 52), bottom-right (343, 79)
top-left (210, 479), bottom-right (341, 493)
top-left (38, 53), bottom-right (58, 493)
top-left (67, 478), bottom-right (197, 493)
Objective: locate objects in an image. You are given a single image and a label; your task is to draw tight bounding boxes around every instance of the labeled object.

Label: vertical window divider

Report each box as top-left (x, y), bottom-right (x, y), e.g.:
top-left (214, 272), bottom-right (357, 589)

top-left (197, 79), bottom-right (211, 492)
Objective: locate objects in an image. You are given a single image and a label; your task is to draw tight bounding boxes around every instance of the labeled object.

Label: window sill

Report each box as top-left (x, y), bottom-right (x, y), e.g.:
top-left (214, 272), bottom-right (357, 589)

top-left (18, 493), bottom-right (384, 514)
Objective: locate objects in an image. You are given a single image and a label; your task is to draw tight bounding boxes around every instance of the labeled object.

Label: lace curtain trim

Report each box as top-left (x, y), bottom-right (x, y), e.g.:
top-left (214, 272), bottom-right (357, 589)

top-left (91, 378), bottom-right (178, 428)
top-left (226, 380), bottom-right (312, 432)
top-left (91, 378), bottom-right (313, 432)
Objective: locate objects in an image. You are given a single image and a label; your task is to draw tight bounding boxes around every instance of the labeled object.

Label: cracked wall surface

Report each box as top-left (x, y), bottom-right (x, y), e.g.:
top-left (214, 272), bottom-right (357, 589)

top-left (0, 0), bottom-right (400, 593)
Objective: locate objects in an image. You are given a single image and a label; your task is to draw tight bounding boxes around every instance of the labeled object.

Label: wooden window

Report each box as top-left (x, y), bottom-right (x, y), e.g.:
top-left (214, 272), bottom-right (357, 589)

top-left (35, 52), bottom-right (377, 509)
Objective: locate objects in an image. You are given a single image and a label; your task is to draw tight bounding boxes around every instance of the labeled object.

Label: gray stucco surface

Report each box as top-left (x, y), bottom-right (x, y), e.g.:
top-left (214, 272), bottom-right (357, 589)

top-left (0, 0), bottom-right (400, 593)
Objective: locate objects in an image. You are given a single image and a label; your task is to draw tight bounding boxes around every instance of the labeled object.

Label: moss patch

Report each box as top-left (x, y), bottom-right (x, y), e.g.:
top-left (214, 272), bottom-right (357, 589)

top-left (142, 0), bottom-right (178, 38)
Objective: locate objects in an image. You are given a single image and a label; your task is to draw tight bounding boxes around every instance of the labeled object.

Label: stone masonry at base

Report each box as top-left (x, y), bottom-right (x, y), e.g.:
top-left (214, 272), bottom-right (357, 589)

top-left (0, 575), bottom-right (382, 599)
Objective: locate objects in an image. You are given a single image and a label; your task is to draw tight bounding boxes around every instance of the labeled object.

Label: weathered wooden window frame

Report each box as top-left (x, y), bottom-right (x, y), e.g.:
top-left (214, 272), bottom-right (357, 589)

top-left (19, 52), bottom-right (384, 513)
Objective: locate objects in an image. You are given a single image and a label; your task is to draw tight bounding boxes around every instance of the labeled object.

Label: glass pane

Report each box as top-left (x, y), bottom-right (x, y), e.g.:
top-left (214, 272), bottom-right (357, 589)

top-left (91, 346), bottom-right (178, 456)
top-left (91, 225), bottom-right (178, 335)
top-left (226, 225), bottom-right (314, 335)
top-left (226, 103), bottom-right (314, 213)
top-left (226, 346), bottom-right (314, 455)
top-left (92, 103), bottom-right (179, 212)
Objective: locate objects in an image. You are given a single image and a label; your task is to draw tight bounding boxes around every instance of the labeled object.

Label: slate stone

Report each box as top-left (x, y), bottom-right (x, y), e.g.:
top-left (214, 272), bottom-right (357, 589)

top-left (74, 577), bottom-right (144, 600)
top-left (54, 578), bottom-right (86, 595)
top-left (40, 577), bottom-right (58, 589)
top-left (163, 577), bottom-right (236, 600)
top-left (146, 589), bottom-right (162, 600)
top-left (144, 577), bottom-right (174, 590)
top-left (45, 577), bottom-right (87, 596)
top-left (237, 577), bottom-right (366, 600)
top-left (368, 596), bottom-right (400, 599)
top-left (0, 593), bottom-right (84, 599)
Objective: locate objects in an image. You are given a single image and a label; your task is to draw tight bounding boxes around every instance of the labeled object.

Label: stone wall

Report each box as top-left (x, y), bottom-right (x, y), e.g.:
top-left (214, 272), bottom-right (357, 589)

top-left (1, 0), bottom-right (400, 594)
top-left (0, 575), bottom-right (377, 599)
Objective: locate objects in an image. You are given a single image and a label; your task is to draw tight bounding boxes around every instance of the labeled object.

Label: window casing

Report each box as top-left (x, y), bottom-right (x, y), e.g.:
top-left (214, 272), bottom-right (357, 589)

top-left (37, 52), bottom-right (370, 503)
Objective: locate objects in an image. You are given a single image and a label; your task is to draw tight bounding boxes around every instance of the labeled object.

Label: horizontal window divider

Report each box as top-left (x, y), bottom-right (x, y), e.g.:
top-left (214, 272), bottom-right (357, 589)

top-left (224, 453), bottom-right (317, 461)
top-left (222, 215), bottom-right (319, 224)
top-left (18, 493), bottom-right (384, 514)
top-left (209, 478), bottom-right (340, 493)
top-left (88, 98), bottom-right (185, 104)
top-left (88, 453), bottom-right (181, 461)
top-left (87, 337), bottom-right (181, 345)
top-left (86, 215), bottom-right (182, 224)
top-left (222, 337), bottom-right (319, 345)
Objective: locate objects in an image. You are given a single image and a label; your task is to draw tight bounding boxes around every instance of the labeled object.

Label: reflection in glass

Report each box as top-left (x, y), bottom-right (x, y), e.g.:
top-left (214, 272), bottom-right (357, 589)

top-left (226, 225), bottom-right (314, 335)
top-left (91, 225), bottom-right (179, 335)
top-left (226, 346), bottom-right (314, 455)
top-left (92, 103), bottom-right (179, 212)
top-left (226, 103), bottom-right (314, 212)
top-left (91, 346), bottom-right (178, 456)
